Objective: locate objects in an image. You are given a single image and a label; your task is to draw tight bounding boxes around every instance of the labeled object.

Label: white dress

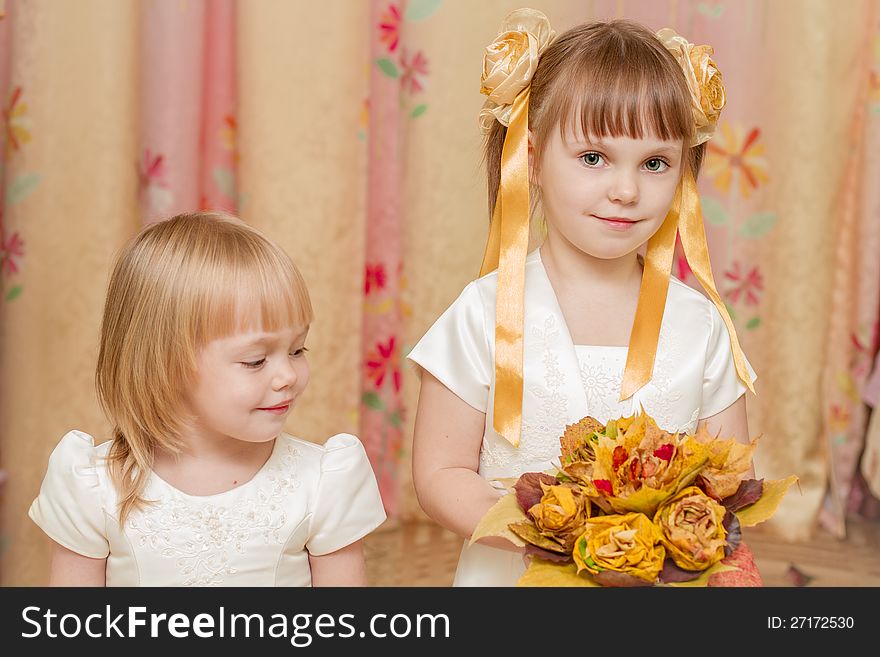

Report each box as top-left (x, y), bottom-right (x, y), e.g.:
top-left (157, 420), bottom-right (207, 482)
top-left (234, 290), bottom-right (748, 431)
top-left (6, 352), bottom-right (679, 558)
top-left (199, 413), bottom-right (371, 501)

top-left (29, 432), bottom-right (386, 586)
top-left (407, 249), bottom-right (756, 586)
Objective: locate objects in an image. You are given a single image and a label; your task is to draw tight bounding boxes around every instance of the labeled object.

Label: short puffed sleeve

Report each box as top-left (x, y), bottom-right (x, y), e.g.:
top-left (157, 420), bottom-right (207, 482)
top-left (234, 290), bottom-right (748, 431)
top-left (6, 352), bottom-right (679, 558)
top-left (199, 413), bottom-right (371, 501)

top-left (28, 431), bottom-right (110, 558)
top-left (701, 305), bottom-right (759, 419)
top-left (306, 434), bottom-right (386, 556)
top-left (406, 281), bottom-right (492, 411)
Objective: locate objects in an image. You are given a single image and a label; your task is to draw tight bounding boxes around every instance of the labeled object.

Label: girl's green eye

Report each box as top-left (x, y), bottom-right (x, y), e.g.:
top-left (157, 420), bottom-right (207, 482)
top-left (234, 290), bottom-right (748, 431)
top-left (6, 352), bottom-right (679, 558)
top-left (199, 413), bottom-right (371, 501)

top-left (581, 152), bottom-right (602, 166)
top-left (645, 158), bottom-right (667, 172)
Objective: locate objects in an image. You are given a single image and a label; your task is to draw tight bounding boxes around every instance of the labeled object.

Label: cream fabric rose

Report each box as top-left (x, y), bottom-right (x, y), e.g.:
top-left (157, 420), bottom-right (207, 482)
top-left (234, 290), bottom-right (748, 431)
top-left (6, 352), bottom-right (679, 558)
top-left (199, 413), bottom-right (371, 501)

top-left (656, 28), bottom-right (726, 146)
top-left (479, 8), bottom-right (555, 134)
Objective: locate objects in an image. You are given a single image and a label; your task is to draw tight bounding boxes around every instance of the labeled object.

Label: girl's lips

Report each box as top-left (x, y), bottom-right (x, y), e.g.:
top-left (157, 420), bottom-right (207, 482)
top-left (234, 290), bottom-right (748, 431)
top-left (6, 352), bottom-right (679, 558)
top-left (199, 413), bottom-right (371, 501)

top-left (258, 402), bottom-right (291, 415)
top-left (592, 215), bottom-right (640, 231)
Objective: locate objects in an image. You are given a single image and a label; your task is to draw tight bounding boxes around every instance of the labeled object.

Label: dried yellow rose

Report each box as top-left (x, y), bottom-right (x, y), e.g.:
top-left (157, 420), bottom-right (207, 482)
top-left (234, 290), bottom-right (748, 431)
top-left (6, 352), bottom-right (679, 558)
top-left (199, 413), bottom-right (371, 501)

top-left (655, 486), bottom-right (727, 571)
top-left (572, 513), bottom-right (665, 583)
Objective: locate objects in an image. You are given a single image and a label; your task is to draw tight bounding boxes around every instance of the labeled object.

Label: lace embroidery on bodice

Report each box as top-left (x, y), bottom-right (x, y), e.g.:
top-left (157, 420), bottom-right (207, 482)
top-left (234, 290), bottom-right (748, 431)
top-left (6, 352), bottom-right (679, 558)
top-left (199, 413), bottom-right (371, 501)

top-left (127, 441), bottom-right (302, 586)
top-left (479, 313), bottom-right (703, 477)
top-left (480, 315), bottom-right (569, 474)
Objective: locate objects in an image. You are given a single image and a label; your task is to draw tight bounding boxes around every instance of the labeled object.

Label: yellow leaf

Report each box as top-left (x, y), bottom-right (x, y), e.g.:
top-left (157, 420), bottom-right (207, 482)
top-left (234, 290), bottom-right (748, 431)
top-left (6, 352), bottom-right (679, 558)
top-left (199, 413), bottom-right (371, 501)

top-left (517, 558), bottom-right (601, 587)
top-left (494, 477), bottom-right (520, 492)
top-left (606, 485), bottom-right (671, 515)
top-left (735, 475), bottom-right (799, 527)
top-left (469, 493), bottom-right (527, 547)
top-left (664, 562), bottom-right (738, 587)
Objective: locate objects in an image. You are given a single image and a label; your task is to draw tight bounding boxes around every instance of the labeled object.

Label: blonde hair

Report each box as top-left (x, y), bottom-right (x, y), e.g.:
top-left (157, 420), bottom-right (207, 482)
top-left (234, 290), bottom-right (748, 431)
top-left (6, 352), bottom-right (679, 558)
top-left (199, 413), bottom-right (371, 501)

top-left (484, 19), bottom-right (705, 217)
top-left (96, 211), bottom-right (313, 525)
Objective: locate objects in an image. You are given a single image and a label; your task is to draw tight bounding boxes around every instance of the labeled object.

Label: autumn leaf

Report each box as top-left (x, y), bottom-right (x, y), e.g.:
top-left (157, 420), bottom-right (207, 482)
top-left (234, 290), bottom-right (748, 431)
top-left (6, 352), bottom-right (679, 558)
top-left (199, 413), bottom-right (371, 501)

top-left (723, 511), bottom-right (742, 556)
top-left (658, 559), bottom-right (703, 583)
top-left (517, 558), bottom-right (600, 587)
top-left (592, 570), bottom-right (654, 587)
top-left (469, 493), bottom-right (527, 547)
top-left (508, 521), bottom-right (570, 554)
top-left (525, 544), bottom-right (572, 564)
top-left (664, 560), bottom-right (738, 587)
top-left (722, 478), bottom-right (763, 512)
top-left (514, 472), bottom-right (557, 512)
top-left (734, 475), bottom-right (799, 527)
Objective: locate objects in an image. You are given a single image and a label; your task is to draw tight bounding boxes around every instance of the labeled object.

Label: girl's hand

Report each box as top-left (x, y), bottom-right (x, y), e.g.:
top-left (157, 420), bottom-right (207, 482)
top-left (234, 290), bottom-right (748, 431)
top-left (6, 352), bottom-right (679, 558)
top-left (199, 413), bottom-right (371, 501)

top-left (308, 539), bottom-right (368, 586)
top-left (48, 540), bottom-right (106, 586)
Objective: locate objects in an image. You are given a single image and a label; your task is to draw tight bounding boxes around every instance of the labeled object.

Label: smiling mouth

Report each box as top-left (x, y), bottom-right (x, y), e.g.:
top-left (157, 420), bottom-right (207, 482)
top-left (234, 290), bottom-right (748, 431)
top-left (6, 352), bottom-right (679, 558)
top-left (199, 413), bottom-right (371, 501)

top-left (258, 401), bottom-right (292, 414)
top-left (592, 215), bottom-right (642, 230)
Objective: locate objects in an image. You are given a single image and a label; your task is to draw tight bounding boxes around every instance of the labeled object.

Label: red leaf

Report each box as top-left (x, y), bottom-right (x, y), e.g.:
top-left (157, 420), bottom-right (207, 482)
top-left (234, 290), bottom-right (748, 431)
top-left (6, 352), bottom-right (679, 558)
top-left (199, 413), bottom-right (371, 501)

top-left (653, 443), bottom-right (674, 461)
top-left (612, 446), bottom-right (628, 471)
top-left (514, 472), bottom-right (558, 512)
top-left (722, 511), bottom-right (742, 556)
top-left (722, 478), bottom-right (764, 512)
top-left (658, 559), bottom-right (702, 583)
top-left (629, 458), bottom-right (642, 480)
top-left (593, 479), bottom-right (613, 496)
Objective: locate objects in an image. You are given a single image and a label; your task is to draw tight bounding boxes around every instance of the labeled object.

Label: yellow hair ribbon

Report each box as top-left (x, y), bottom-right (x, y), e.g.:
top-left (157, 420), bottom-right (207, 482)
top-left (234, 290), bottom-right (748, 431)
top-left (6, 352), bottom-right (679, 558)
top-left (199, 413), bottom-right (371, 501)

top-left (479, 87), bottom-right (530, 447)
top-left (620, 168), bottom-right (755, 399)
top-left (676, 169), bottom-right (755, 396)
top-left (619, 184), bottom-right (680, 400)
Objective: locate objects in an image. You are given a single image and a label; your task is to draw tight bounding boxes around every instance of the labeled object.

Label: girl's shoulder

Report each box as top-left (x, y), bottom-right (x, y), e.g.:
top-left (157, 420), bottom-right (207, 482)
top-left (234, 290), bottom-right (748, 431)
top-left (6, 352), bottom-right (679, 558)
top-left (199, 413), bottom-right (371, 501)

top-left (665, 276), bottom-right (718, 335)
top-left (276, 432), bottom-right (375, 478)
top-left (40, 430), bottom-right (113, 489)
top-left (29, 431), bottom-right (113, 558)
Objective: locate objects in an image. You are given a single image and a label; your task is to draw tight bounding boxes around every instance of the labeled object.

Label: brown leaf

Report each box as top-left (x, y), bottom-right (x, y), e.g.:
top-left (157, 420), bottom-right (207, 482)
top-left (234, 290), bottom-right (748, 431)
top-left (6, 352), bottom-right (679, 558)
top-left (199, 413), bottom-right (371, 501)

top-left (525, 544), bottom-right (573, 564)
top-left (592, 570), bottom-right (654, 587)
top-left (507, 521), bottom-right (569, 554)
top-left (514, 472), bottom-right (558, 512)
top-left (722, 510), bottom-right (742, 556)
top-left (658, 559), bottom-right (703, 583)
top-left (722, 478), bottom-right (764, 512)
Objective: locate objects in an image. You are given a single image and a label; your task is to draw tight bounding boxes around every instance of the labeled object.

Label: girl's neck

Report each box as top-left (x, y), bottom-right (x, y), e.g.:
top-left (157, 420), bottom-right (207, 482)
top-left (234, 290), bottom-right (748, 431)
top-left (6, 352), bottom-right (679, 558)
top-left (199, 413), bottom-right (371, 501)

top-left (152, 427), bottom-right (277, 496)
top-left (539, 231), bottom-right (643, 293)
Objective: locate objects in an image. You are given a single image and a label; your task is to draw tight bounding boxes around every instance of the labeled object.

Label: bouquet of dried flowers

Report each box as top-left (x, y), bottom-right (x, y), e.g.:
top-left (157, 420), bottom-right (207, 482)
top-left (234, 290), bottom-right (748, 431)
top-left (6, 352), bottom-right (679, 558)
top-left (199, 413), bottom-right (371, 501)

top-left (471, 411), bottom-right (797, 586)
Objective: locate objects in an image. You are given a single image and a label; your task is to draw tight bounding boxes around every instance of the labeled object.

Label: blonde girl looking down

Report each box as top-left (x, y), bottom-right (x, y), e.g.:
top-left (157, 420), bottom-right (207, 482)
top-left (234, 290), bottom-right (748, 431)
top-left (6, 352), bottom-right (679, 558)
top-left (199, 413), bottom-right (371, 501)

top-left (30, 212), bottom-right (386, 586)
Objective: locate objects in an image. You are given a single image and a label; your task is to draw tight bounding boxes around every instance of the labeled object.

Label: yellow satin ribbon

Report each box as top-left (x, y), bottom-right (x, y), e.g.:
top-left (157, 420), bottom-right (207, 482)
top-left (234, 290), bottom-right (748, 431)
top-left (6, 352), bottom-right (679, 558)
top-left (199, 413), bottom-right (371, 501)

top-left (618, 166), bottom-right (755, 400)
top-left (676, 168), bottom-right (755, 396)
top-left (480, 108), bottom-right (754, 446)
top-left (479, 87), bottom-right (530, 447)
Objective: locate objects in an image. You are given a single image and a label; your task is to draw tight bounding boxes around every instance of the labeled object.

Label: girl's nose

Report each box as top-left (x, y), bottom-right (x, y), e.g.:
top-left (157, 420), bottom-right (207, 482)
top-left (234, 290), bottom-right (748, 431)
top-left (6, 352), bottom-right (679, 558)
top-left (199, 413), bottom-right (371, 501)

top-left (272, 359), bottom-right (297, 390)
top-left (608, 170), bottom-right (639, 204)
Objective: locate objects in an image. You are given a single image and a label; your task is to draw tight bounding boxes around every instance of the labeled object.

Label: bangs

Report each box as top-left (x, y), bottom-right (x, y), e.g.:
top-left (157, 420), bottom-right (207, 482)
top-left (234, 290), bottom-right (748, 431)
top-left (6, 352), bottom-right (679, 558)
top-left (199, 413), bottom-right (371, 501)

top-left (194, 235), bottom-right (313, 343)
top-left (533, 21), bottom-right (693, 146)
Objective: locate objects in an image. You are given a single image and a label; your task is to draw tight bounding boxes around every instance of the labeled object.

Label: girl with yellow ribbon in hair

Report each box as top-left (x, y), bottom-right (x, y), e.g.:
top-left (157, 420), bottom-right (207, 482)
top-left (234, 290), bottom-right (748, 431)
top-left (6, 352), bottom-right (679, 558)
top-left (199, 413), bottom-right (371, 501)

top-left (407, 9), bottom-right (760, 586)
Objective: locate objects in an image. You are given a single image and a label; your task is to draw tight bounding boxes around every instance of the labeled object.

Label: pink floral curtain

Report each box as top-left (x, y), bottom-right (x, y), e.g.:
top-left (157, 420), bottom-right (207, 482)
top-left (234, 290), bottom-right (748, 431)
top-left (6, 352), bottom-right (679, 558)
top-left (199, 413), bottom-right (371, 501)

top-left (1, 0), bottom-right (880, 585)
top-left (360, 0), bottom-right (438, 516)
top-left (139, 0), bottom-right (237, 222)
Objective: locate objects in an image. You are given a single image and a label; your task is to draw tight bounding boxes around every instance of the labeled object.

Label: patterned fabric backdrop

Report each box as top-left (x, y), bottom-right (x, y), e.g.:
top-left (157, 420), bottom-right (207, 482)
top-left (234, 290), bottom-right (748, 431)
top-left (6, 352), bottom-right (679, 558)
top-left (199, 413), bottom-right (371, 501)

top-left (0, 0), bottom-right (878, 584)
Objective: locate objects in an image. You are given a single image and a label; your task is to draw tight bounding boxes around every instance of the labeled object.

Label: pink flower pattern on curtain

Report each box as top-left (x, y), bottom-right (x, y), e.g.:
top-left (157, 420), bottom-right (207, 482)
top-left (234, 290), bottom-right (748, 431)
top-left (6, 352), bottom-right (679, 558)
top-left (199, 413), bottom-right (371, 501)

top-left (360, 0), bottom-right (436, 515)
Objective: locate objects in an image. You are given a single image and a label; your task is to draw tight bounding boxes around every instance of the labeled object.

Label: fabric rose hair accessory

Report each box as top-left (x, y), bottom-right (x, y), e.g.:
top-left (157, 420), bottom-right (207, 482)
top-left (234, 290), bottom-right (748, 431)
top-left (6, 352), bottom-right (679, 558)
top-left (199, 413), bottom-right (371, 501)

top-left (656, 27), bottom-right (726, 146)
top-left (479, 8), bottom-right (556, 134)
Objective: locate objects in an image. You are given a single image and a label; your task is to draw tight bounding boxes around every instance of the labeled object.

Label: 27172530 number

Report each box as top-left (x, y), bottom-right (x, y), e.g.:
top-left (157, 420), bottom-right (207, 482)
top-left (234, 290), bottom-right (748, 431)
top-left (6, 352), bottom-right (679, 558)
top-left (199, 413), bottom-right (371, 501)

top-left (768, 617), bottom-right (854, 629)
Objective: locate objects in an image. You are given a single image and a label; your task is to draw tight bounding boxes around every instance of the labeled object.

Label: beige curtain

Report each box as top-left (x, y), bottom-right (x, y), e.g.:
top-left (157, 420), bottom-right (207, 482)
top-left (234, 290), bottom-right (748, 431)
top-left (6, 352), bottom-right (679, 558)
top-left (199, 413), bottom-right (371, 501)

top-left (1, 0), bottom-right (877, 584)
